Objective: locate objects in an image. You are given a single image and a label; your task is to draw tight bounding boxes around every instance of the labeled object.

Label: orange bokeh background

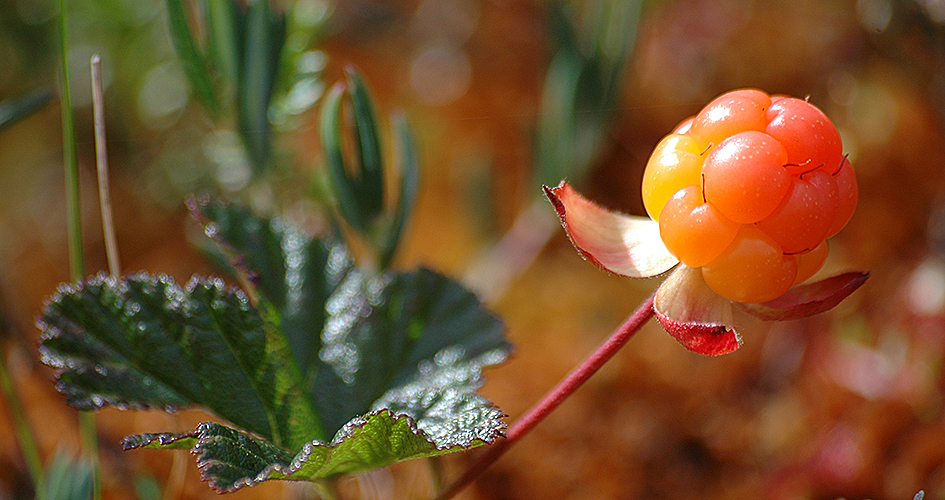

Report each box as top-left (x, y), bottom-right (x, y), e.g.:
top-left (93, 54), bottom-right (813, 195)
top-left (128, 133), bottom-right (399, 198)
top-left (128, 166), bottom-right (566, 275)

top-left (3, 0), bottom-right (945, 499)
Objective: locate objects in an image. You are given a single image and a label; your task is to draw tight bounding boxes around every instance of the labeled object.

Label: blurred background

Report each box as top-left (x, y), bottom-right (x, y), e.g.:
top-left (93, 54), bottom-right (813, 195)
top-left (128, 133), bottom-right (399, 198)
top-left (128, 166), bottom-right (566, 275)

top-left (2, 0), bottom-right (945, 498)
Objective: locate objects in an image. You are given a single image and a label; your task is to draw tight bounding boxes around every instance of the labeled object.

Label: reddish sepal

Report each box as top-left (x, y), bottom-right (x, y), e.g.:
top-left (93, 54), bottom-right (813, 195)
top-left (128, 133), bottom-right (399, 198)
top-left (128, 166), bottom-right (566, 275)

top-left (544, 181), bottom-right (678, 279)
top-left (737, 272), bottom-right (868, 321)
top-left (653, 266), bottom-right (742, 356)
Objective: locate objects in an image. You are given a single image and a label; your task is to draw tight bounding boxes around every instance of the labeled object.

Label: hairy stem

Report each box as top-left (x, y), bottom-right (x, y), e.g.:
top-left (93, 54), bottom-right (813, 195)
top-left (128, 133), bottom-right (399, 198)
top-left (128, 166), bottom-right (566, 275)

top-left (434, 291), bottom-right (656, 500)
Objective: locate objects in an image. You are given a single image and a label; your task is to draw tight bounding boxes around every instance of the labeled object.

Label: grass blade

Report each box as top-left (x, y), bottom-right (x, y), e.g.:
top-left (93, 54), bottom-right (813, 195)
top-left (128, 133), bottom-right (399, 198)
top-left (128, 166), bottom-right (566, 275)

top-left (319, 82), bottom-right (365, 230)
top-left (346, 68), bottom-right (384, 221)
top-left (164, 0), bottom-right (219, 116)
top-left (379, 113), bottom-right (419, 269)
top-left (57, 2), bottom-right (99, 498)
top-left (239, 0), bottom-right (285, 173)
top-left (205, 0), bottom-right (240, 88)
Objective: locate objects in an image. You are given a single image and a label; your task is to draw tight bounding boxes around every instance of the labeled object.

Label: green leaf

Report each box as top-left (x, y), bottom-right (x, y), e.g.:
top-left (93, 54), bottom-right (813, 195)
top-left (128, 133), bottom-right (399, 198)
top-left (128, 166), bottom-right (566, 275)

top-left (309, 267), bottom-right (510, 434)
top-left (38, 273), bottom-right (323, 448)
top-left (41, 200), bottom-right (511, 491)
top-left (535, 50), bottom-right (583, 187)
top-left (378, 112), bottom-right (420, 269)
top-left (205, 0), bottom-right (241, 88)
top-left (346, 68), bottom-right (385, 223)
top-left (239, 0), bottom-right (286, 173)
top-left (318, 69), bottom-right (391, 237)
top-left (0, 87), bottom-right (54, 132)
top-left (164, 0), bottom-right (220, 116)
top-left (320, 81), bottom-right (367, 231)
top-left (126, 407), bottom-right (500, 492)
top-left (116, 262), bottom-right (511, 492)
top-left (534, 0), bottom-right (642, 188)
top-left (190, 198), bottom-right (510, 434)
top-left (189, 197), bottom-right (350, 381)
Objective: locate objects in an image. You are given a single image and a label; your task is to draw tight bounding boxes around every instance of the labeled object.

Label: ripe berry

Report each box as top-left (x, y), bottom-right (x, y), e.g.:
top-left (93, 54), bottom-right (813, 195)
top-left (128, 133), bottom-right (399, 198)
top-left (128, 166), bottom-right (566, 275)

top-left (755, 169), bottom-right (839, 254)
top-left (689, 89), bottom-right (770, 148)
top-left (765, 97), bottom-right (843, 175)
top-left (701, 225), bottom-right (798, 304)
top-left (702, 131), bottom-right (791, 224)
top-left (793, 240), bottom-right (829, 285)
top-left (826, 157), bottom-right (858, 238)
top-left (642, 133), bottom-right (705, 221)
top-left (658, 186), bottom-right (739, 267)
top-left (641, 89), bottom-right (857, 303)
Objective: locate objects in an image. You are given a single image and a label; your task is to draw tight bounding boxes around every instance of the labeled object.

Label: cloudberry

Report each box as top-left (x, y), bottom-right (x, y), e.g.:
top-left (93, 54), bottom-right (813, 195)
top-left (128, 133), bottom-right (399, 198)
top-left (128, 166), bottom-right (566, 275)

top-left (642, 89), bottom-right (857, 303)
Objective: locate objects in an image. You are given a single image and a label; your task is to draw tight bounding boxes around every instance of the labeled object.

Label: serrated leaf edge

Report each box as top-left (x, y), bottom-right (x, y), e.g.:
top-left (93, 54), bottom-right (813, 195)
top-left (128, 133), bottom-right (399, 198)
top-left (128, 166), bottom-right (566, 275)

top-left (124, 407), bottom-right (505, 493)
top-left (213, 408), bottom-right (503, 492)
top-left (37, 271), bottom-right (254, 413)
top-left (121, 431), bottom-right (199, 450)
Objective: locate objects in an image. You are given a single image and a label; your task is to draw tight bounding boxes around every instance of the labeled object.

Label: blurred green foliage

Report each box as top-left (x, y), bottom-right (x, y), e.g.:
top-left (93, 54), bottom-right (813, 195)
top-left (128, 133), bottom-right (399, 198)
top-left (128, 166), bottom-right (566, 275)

top-left (319, 68), bottom-right (420, 270)
top-left (535, 0), bottom-right (642, 189)
top-left (0, 0), bottom-right (332, 205)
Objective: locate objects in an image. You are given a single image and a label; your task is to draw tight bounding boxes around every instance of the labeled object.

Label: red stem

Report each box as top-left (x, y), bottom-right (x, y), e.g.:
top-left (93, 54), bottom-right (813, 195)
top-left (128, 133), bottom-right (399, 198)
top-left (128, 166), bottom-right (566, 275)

top-left (433, 291), bottom-right (657, 500)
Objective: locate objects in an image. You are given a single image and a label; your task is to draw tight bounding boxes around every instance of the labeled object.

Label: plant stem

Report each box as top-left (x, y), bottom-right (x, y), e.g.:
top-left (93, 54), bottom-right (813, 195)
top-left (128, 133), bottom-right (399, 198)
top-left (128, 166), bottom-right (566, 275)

top-left (314, 478), bottom-right (342, 500)
top-left (78, 413), bottom-right (99, 499)
top-left (427, 457), bottom-right (445, 494)
top-left (91, 54), bottom-right (121, 277)
top-left (0, 346), bottom-right (45, 499)
top-left (58, 3), bottom-right (101, 499)
top-left (433, 291), bottom-right (656, 500)
top-left (58, 0), bottom-right (83, 282)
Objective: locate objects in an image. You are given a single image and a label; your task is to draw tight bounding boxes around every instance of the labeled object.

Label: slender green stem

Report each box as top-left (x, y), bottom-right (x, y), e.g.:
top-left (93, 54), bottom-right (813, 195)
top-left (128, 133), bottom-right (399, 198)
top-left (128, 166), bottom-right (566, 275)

top-left (58, 2), bottom-right (100, 499)
top-left (0, 346), bottom-right (45, 499)
top-left (58, 0), bottom-right (83, 282)
top-left (78, 413), bottom-right (99, 499)
top-left (314, 479), bottom-right (342, 500)
top-left (427, 457), bottom-right (445, 494)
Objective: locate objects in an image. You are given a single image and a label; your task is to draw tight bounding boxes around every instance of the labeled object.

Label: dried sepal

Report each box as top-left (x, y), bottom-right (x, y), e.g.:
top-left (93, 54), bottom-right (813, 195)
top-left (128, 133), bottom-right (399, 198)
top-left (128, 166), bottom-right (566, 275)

top-left (737, 272), bottom-right (868, 321)
top-left (544, 181), bottom-right (679, 278)
top-left (653, 266), bottom-right (742, 356)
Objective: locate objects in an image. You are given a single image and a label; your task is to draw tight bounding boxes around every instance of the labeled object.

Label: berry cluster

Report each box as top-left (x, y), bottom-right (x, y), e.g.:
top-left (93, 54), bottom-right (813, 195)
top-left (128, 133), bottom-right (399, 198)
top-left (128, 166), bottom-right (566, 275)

top-left (641, 89), bottom-right (858, 303)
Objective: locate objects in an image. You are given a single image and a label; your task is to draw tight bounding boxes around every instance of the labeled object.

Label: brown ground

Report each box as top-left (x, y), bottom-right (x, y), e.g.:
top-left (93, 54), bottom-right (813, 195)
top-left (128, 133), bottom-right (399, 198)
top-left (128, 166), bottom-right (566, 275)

top-left (3, 0), bottom-right (945, 499)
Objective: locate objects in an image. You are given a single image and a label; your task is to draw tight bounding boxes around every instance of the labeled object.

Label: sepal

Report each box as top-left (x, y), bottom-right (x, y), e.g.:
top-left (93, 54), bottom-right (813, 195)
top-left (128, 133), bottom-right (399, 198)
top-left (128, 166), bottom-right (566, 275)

top-left (543, 181), bottom-right (678, 278)
top-left (653, 266), bottom-right (742, 356)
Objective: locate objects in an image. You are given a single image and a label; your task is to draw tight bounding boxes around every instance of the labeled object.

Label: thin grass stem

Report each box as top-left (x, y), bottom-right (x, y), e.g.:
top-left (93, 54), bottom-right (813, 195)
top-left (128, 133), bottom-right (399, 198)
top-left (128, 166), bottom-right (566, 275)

top-left (58, 3), bottom-right (101, 499)
top-left (91, 55), bottom-right (121, 277)
top-left (0, 346), bottom-right (45, 499)
top-left (58, 0), bottom-right (83, 282)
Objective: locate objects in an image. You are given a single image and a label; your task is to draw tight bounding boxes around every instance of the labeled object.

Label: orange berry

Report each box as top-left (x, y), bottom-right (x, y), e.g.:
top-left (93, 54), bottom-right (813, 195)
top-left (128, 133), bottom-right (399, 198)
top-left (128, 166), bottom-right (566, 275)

top-left (658, 186), bottom-right (740, 267)
top-left (765, 97), bottom-right (842, 176)
top-left (642, 133), bottom-right (705, 221)
top-left (756, 169), bottom-right (839, 254)
top-left (702, 131), bottom-right (791, 224)
top-left (793, 240), bottom-right (829, 285)
top-left (689, 89), bottom-right (771, 148)
top-left (641, 90), bottom-right (857, 304)
top-left (825, 157), bottom-right (858, 238)
top-left (702, 225), bottom-right (798, 303)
